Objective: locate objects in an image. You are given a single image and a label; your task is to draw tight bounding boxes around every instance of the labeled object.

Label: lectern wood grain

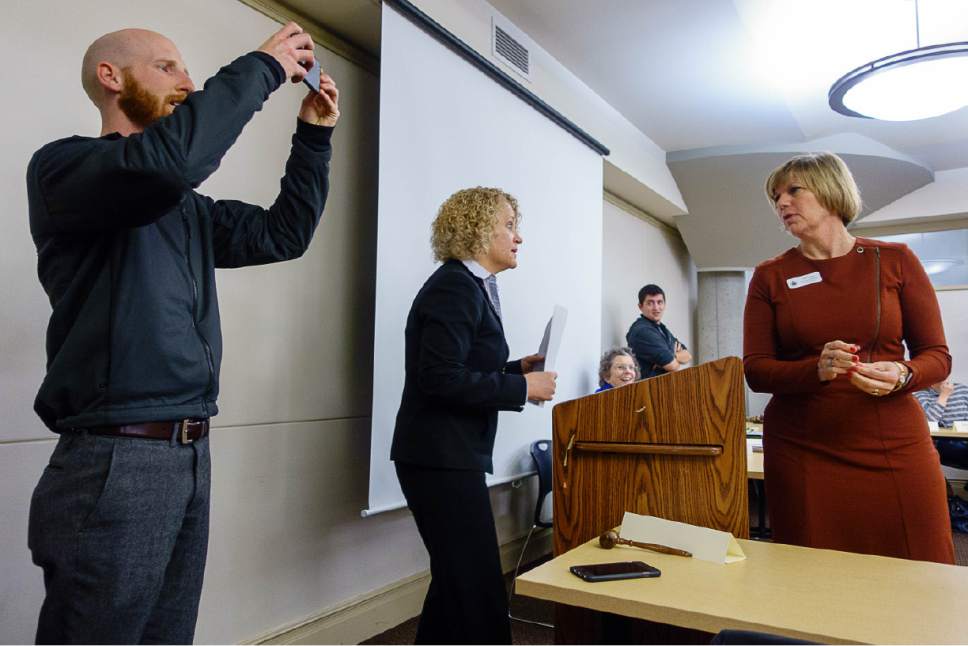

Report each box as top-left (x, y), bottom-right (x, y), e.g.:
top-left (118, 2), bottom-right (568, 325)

top-left (551, 357), bottom-right (748, 644)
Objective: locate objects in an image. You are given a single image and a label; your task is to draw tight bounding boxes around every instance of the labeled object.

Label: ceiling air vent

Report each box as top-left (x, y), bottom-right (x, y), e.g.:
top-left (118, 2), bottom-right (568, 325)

top-left (492, 17), bottom-right (531, 81)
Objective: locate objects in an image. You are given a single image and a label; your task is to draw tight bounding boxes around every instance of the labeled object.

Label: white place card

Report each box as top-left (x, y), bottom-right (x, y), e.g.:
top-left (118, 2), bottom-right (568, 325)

top-left (621, 512), bottom-right (746, 565)
top-left (953, 421), bottom-right (968, 433)
top-left (928, 421), bottom-right (940, 432)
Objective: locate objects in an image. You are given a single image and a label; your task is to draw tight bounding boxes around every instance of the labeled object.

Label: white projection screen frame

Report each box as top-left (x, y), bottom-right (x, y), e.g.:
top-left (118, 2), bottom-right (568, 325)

top-left (365, 2), bottom-right (605, 515)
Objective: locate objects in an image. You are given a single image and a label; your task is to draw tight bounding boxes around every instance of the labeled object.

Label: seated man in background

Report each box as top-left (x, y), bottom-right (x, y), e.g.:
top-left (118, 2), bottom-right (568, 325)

top-left (915, 379), bottom-right (968, 427)
top-left (595, 347), bottom-right (641, 392)
top-left (916, 379), bottom-right (968, 480)
top-left (626, 284), bottom-right (691, 379)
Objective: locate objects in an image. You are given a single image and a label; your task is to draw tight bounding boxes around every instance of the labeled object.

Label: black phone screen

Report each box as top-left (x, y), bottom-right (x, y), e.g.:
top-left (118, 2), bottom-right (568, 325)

top-left (302, 60), bottom-right (321, 93)
top-left (569, 561), bottom-right (661, 582)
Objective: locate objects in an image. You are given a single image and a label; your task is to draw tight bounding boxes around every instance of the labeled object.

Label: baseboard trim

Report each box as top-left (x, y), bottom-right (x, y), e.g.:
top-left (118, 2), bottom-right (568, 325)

top-left (251, 528), bottom-right (553, 645)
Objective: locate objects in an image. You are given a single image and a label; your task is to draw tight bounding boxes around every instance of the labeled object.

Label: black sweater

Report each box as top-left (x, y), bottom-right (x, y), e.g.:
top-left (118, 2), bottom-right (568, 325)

top-left (26, 52), bottom-right (333, 431)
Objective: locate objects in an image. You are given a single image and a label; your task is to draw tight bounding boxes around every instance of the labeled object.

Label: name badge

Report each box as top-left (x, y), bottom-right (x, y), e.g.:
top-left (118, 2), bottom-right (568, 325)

top-left (786, 271), bottom-right (822, 289)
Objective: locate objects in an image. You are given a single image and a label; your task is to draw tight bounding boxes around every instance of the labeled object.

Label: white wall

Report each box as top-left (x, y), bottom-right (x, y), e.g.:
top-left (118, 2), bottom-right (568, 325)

top-left (0, 1), bottom-right (541, 643)
top-left (601, 198), bottom-right (697, 367)
top-left (938, 290), bottom-right (968, 387)
top-left (408, 0), bottom-right (687, 221)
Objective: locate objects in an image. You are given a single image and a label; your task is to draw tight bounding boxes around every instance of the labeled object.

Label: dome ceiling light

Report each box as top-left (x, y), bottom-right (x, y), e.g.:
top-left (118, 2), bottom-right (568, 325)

top-left (828, 1), bottom-right (968, 121)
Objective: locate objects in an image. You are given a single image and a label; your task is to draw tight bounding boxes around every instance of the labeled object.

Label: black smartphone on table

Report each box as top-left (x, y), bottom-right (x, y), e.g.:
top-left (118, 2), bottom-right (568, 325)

top-left (569, 561), bottom-right (661, 582)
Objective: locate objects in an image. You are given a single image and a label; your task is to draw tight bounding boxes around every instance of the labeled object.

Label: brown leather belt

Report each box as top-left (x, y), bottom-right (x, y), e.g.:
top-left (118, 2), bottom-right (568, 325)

top-left (89, 419), bottom-right (209, 445)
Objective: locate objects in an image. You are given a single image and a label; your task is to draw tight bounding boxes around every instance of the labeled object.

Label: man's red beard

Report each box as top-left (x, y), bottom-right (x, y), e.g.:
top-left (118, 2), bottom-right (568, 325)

top-left (118, 69), bottom-right (187, 128)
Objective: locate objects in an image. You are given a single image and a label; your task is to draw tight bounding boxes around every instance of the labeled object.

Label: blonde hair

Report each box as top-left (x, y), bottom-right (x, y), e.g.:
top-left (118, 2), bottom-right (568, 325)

top-left (764, 152), bottom-right (862, 225)
top-left (430, 187), bottom-right (519, 262)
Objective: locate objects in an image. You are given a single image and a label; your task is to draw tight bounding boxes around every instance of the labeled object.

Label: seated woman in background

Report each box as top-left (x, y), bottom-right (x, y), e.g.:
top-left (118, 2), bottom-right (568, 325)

top-left (596, 347), bottom-right (641, 392)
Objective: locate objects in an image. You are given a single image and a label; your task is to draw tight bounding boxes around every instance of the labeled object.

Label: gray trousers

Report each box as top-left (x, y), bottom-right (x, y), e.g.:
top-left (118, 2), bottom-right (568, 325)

top-left (28, 430), bottom-right (211, 644)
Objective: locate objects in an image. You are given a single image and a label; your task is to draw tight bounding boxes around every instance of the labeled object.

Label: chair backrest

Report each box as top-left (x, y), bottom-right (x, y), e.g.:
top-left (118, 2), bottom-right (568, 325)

top-left (531, 440), bottom-right (553, 528)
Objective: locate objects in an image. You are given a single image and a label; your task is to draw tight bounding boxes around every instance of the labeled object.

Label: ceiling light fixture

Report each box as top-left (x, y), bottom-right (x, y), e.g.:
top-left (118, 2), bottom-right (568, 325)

top-left (922, 258), bottom-right (962, 275)
top-left (828, 0), bottom-right (968, 121)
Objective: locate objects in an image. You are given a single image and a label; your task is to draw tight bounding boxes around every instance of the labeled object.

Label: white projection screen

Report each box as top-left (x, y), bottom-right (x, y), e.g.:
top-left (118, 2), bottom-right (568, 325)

top-left (365, 4), bottom-right (603, 515)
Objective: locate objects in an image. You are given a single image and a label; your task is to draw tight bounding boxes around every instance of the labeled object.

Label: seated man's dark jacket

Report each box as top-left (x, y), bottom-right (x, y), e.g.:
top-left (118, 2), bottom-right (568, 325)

top-left (391, 260), bottom-right (527, 473)
top-left (27, 52), bottom-right (333, 431)
top-left (626, 315), bottom-right (685, 379)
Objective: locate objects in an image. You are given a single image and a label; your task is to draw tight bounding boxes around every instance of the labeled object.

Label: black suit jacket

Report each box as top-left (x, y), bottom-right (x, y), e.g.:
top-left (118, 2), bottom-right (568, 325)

top-left (391, 260), bottom-right (527, 472)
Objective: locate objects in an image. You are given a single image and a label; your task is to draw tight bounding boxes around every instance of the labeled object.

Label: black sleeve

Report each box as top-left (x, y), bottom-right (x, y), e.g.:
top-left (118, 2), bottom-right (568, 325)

top-left (208, 120), bottom-right (333, 267)
top-left (28, 53), bottom-right (283, 235)
top-left (416, 271), bottom-right (527, 410)
top-left (627, 323), bottom-right (674, 367)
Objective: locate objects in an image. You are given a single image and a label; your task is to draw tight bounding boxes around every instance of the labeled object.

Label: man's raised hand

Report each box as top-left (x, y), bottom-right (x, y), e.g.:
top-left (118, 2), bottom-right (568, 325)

top-left (259, 22), bottom-right (315, 83)
top-left (299, 73), bottom-right (340, 126)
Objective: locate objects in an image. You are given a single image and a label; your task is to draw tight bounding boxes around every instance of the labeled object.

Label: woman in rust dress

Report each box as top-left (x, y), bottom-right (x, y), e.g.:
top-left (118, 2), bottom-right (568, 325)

top-left (743, 152), bottom-right (954, 563)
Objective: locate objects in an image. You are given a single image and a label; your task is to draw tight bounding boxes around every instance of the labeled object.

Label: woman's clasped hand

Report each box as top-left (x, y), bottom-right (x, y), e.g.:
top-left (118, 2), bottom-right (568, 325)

top-left (817, 340), bottom-right (903, 396)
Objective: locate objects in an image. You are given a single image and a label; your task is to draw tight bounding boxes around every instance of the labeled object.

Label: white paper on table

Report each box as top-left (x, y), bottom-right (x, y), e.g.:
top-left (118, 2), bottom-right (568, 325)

top-left (953, 420), bottom-right (968, 433)
top-left (528, 305), bottom-right (568, 407)
top-left (620, 512), bottom-right (746, 565)
top-left (928, 421), bottom-right (940, 432)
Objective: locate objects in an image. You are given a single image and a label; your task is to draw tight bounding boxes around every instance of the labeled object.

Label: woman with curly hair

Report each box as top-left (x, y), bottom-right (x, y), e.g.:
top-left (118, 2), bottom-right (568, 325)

top-left (391, 187), bottom-right (557, 644)
top-left (595, 347), bottom-right (641, 392)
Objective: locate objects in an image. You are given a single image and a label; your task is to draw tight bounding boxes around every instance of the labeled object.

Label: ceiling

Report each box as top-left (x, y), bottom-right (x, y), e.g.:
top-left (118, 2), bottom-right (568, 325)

top-left (283, 0), bottom-right (968, 266)
top-left (488, 0), bottom-right (968, 170)
top-left (282, 0), bottom-right (381, 55)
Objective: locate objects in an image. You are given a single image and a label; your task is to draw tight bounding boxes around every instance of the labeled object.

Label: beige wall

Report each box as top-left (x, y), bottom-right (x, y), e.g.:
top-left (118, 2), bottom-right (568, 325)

top-left (601, 197), bottom-right (697, 368)
top-left (0, 1), bottom-right (542, 643)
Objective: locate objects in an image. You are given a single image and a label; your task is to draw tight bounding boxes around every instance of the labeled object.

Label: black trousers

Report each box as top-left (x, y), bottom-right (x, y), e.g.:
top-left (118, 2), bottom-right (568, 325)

top-left (29, 431), bottom-right (210, 644)
top-left (395, 462), bottom-right (511, 645)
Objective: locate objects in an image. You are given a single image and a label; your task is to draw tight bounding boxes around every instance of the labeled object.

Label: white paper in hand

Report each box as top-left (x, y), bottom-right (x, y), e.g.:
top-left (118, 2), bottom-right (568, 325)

top-left (530, 305), bottom-right (567, 407)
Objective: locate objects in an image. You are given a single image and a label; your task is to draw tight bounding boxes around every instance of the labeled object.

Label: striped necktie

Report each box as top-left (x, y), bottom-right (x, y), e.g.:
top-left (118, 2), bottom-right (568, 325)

top-left (484, 274), bottom-right (502, 320)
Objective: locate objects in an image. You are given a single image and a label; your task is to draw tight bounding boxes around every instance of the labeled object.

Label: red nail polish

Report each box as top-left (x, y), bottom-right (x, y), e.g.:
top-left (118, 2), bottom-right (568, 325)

top-left (852, 355), bottom-right (859, 362)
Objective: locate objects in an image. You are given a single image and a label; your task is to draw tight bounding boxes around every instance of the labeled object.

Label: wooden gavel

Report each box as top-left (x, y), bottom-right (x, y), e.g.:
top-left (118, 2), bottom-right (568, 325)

top-left (599, 529), bottom-right (692, 558)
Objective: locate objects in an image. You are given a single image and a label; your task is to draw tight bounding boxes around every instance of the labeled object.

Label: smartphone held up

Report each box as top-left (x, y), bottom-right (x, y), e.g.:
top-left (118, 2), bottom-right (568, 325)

top-left (302, 59), bottom-right (321, 93)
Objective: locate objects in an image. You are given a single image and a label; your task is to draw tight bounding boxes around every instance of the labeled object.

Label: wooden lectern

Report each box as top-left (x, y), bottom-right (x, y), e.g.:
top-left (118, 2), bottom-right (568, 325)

top-left (551, 357), bottom-right (748, 643)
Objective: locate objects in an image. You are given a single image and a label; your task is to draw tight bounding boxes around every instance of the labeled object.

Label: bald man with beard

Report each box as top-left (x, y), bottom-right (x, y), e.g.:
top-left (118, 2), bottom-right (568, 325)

top-left (26, 23), bottom-right (339, 644)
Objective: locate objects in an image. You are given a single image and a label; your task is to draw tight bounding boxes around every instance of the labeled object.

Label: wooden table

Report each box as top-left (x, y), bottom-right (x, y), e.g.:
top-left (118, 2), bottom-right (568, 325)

top-left (516, 535), bottom-right (968, 644)
top-left (933, 428), bottom-right (968, 438)
top-left (746, 438), bottom-right (764, 480)
top-left (745, 424), bottom-right (964, 480)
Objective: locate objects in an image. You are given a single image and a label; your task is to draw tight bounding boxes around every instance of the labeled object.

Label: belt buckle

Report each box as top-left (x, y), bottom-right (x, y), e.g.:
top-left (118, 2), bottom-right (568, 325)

top-left (179, 419), bottom-right (194, 445)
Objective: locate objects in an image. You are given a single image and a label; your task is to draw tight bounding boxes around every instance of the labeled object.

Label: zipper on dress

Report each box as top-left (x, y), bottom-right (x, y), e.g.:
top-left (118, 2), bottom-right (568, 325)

top-left (182, 211), bottom-right (215, 411)
top-left (868, 247), bottom-right (881, 363)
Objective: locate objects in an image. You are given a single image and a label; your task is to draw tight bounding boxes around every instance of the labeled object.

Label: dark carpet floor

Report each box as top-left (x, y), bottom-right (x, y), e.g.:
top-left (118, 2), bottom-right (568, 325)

top-left (361, 559), bottom-right (554, 646)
